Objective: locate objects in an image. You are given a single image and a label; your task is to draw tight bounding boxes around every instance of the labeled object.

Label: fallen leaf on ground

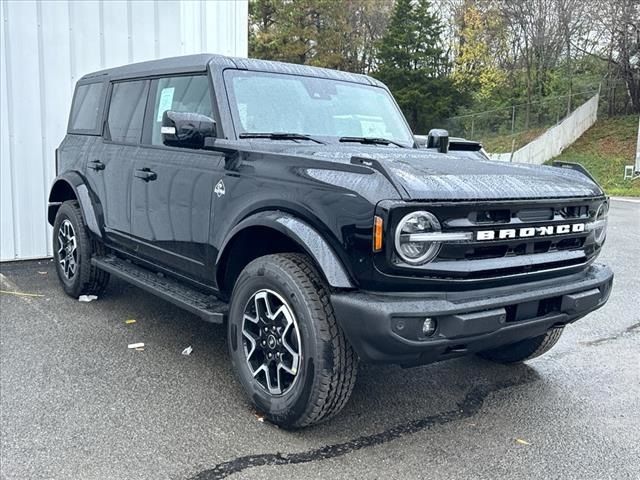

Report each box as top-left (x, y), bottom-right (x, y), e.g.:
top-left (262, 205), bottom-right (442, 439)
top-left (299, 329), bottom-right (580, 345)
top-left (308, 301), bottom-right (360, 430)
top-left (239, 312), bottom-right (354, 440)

top-left (515, 438), bottom-right (531, 445)
top-left (125, 319), bottom-right (136, 324)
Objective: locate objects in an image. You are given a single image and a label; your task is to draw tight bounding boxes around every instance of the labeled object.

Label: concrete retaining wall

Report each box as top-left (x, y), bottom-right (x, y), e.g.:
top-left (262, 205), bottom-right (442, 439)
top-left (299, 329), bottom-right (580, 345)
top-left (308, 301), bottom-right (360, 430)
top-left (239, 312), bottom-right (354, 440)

top-left (489, 93), bottom-right (599, 164)
top-left (636, 117), bottom-right (640, 172)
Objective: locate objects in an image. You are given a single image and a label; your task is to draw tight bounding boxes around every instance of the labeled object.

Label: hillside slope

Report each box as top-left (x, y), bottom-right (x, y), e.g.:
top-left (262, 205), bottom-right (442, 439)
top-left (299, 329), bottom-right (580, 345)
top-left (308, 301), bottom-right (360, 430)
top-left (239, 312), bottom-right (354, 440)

top-left (550, 115), bottom-right (639, 196)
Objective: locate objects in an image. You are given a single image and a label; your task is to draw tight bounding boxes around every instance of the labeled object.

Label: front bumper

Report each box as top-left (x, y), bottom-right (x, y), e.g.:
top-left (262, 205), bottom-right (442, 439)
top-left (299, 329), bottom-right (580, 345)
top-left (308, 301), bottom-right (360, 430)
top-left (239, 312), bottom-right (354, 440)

top-left (331, 263), bottom-right (613, 366)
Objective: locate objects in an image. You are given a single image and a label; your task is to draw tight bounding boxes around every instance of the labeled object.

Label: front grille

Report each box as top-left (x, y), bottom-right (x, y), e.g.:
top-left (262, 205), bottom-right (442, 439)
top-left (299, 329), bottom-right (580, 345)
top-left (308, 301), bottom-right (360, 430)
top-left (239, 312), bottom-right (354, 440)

top-left (439, 235), bottom-right (587, 260)
top-left (384, 198), bottom-right (604, 281)
top-left (432, 199), bottom-right (599, 278)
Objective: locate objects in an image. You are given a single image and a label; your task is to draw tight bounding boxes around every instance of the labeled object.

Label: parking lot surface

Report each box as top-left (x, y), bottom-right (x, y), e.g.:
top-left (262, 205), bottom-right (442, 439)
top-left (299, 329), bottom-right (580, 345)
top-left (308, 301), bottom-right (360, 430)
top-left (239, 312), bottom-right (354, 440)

top-left (1, 200), bottom-right (638, 480)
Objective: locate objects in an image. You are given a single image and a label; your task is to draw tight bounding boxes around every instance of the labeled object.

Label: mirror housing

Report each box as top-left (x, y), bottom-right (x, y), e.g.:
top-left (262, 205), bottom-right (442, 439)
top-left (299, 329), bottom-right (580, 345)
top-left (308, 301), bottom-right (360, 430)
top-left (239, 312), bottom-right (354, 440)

top-left (161, 111), bottom-right (216, 149)
top-left (427, 129), bottom-right (449, 153)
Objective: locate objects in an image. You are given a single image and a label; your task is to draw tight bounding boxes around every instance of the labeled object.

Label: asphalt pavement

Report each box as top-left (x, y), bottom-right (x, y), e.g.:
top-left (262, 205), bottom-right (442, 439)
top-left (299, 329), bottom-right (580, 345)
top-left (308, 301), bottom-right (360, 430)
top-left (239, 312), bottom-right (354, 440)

top-left (1, 199), bottom-right (638, 480)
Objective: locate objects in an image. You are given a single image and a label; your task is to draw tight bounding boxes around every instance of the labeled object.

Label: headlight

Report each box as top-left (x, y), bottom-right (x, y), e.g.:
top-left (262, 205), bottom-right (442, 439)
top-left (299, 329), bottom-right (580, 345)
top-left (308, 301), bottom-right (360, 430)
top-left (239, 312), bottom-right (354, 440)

top-left (594, 201), bottom-right (608, 245)
top-left (394, 211), bottom-right (442, 265)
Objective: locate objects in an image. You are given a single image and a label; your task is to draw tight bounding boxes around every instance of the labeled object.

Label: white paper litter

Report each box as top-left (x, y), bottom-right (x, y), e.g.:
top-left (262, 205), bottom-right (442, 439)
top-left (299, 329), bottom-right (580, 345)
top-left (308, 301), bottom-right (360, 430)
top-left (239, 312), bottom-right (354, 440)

top-left (78, 295), bottom-right (98, 302)
top-left (128, 343), bottom-right (145, 349)
top-left (181, 346), bottom-right (193, 356)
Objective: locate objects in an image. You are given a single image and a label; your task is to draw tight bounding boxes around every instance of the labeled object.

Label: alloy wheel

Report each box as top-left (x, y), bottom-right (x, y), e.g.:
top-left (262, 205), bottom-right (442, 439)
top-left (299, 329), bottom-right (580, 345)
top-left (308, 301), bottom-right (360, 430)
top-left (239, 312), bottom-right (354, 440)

top-left (241, 289), bottom-right (302, 395)
top-left (57, 219), bottom-right (78, 280)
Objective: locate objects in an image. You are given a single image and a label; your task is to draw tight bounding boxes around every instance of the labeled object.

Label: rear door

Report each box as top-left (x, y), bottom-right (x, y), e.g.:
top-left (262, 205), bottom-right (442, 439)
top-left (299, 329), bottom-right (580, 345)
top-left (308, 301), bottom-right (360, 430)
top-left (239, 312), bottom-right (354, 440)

top-left (88, 79), bottom-right (149, 251)
top-left (130, 74), bottom-right (224, 281)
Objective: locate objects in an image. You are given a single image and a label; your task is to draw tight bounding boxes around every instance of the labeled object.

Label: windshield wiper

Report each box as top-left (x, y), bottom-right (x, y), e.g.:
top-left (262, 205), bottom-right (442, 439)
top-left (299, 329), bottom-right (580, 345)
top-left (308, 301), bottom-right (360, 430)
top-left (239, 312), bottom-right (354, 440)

top-left (239, 132), bottom-right (326, 144)
top-left (339, 136), bottom-right (408, 148)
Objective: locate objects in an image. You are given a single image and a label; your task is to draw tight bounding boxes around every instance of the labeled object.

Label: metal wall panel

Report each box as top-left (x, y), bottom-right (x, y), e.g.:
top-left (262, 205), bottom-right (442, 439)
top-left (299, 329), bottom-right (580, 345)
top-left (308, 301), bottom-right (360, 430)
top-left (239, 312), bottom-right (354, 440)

top-left (0, 0), bottom-right (248, 260)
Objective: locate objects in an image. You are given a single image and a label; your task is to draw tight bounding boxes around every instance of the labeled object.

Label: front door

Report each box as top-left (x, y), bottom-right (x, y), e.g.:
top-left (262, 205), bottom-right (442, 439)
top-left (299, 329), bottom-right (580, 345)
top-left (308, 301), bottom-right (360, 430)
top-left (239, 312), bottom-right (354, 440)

top-left (130, 75), bottom-right (223, 280)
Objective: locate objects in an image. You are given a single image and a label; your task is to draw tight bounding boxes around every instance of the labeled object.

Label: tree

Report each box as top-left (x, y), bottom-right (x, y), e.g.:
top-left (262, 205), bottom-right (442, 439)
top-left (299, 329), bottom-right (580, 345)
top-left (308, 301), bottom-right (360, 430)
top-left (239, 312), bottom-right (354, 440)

top-left (374, 0), bottom-right (464, 132)
top-left (248, 0), bottom-right (393, 73)
top-left (451, 1), bottom-right (507, 105)
top-left (585, 0), bottom-right (640, 114)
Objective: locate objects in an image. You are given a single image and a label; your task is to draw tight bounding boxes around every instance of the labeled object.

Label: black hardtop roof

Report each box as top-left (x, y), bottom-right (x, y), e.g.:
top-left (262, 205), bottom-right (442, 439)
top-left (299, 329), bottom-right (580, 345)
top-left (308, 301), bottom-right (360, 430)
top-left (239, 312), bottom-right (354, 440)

top-left (79, 53), bottom-right (383, 87)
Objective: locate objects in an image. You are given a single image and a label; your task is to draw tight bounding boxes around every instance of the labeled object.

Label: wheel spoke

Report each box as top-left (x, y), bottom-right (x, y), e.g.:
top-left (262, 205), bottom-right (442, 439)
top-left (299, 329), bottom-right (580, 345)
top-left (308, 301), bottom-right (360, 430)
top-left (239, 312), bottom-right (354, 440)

top-left (68, 255), bottom-right (77, 276)
top-left (281, 322), bottom-right (299, 360)
top-left (267, 362), bottom-right (281, 395)
top-left (271, 305), bottom-right (288, 321)
top-left (252, 363), bottom-right (268, 380)
top-left (277, 359), bottom-right (297, 376)
top-left (242, 326), bottom-right (259, 360)
top-left (243, 313), bottom-right (259, 324)
top-left (256, 290), bottom-right (277, 320)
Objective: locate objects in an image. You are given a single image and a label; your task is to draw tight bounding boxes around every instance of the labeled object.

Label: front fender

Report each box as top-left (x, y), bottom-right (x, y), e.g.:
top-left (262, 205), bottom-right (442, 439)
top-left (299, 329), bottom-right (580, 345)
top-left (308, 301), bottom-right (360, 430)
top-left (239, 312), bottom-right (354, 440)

top-left (48, 171), bottom-right (102, 237)
top-left (218, 211), bottom-right (355, 289)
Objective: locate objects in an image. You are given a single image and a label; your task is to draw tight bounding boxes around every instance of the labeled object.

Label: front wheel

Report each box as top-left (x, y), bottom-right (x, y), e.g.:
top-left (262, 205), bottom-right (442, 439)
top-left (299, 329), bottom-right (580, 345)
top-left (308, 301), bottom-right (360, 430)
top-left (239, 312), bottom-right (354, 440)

top-left (227, 253), bottom-right (358, 429)
top-left (478, 328), bottom-right (564, 364)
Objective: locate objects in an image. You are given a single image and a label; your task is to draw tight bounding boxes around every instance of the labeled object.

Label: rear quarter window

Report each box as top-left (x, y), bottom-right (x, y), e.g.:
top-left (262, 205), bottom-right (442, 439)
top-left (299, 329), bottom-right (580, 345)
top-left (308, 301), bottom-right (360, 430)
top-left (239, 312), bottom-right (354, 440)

top-left (68, 82), bottom-right (106, 134)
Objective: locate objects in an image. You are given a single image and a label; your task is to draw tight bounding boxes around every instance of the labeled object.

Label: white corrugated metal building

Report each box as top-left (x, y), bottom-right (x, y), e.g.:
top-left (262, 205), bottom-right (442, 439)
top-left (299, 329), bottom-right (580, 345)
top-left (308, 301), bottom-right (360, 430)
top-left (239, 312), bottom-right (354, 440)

top-left (0, 0), bottom-right (248, 261)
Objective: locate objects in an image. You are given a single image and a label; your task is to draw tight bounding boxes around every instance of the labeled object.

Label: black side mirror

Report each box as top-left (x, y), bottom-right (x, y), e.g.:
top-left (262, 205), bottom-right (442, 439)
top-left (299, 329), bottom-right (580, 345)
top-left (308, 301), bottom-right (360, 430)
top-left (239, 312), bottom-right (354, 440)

top-left (427, 129), bottom-right (449, 153)
top-left (161, 110), bottom-right (216, 149)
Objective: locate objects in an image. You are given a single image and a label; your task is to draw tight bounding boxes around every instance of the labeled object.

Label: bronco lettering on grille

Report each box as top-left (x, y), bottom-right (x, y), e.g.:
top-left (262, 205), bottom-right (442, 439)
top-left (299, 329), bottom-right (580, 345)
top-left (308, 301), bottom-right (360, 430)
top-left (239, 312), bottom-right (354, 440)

top-left (476, 223), bottom-right (585, 241)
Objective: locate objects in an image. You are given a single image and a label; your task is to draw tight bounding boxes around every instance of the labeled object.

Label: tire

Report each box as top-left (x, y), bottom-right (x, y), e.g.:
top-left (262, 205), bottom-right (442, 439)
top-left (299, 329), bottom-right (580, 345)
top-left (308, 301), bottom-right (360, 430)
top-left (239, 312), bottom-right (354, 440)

top-left (227, 253), bottom-right (358, 429)
top-left (53, 200), bottom-right (110, 298)
top-left (478, 327), bottom-right (564, 364)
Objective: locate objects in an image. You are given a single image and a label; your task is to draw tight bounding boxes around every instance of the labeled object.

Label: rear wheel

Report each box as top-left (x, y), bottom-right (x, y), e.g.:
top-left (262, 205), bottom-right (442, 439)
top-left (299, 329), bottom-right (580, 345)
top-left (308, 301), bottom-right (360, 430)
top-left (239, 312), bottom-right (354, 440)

top-left (228, 253), bottom-right (358, 429)
top-left (478, 328), bottom-right (564, 363)
top-left (53, 200), bottom-right (109, 298)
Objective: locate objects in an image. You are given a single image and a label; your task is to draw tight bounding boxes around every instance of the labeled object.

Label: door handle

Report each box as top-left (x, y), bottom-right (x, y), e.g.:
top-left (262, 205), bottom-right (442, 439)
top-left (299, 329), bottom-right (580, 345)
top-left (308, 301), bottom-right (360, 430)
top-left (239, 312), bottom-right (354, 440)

top-left (88, 159), bottom-right (105, 171)
top-left (134, 168), bottom-right (157, 182)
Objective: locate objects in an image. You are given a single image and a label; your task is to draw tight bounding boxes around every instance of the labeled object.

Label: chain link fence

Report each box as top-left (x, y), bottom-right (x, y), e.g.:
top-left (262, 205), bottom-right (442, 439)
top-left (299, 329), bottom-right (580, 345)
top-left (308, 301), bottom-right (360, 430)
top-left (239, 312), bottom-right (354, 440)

top-left (444, 88), bottom-right (599, 153)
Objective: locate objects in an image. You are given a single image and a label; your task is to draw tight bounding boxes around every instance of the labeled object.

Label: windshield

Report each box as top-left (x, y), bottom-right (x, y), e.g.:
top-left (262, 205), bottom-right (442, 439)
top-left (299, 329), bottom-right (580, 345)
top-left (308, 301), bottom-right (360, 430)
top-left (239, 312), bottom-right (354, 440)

top-left (223, 70), bottom-right (414, 145)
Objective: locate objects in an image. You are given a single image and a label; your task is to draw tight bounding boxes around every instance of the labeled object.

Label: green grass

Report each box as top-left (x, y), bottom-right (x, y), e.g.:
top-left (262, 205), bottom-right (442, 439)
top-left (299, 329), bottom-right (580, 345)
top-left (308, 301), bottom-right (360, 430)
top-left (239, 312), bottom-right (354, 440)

top-left (549, 115), bottom-right (640, 197)
top-left (481, 127), bottom-right (547, 153)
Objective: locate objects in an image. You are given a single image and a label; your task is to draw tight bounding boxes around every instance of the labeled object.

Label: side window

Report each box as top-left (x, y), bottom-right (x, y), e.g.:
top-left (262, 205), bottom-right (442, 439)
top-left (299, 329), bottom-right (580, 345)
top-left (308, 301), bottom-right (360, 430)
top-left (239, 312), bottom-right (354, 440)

top-left (68, 82), bottom-right (106, 133)
top-left (106, 80), bottom-right (148, 144)
top-left (150, 76), bottom-right (213, 146)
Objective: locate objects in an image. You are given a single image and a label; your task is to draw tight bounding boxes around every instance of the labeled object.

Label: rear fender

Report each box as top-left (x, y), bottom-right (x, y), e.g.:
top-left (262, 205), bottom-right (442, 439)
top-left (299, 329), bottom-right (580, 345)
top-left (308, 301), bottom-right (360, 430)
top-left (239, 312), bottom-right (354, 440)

top-left (48, 171), bottom-right (102, 237)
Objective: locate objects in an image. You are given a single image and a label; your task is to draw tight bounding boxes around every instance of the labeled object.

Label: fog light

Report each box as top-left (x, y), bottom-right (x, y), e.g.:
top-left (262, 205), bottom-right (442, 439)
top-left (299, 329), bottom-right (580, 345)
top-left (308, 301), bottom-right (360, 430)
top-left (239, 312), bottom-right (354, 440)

top-left (422, 317), bottom-right (437, 336)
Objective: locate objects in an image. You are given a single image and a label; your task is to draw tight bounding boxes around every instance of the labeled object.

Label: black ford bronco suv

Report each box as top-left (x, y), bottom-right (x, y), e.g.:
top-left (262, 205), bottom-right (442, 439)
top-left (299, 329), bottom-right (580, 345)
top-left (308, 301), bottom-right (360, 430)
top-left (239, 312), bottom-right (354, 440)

top-left (49, 54), bottom-right (613, 428)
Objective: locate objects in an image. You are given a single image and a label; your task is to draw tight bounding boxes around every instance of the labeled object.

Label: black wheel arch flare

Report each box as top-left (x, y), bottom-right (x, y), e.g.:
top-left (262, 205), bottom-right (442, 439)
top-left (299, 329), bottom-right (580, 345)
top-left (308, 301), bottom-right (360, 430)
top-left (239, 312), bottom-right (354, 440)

top-left (216, 211), bottom-right (355, 292)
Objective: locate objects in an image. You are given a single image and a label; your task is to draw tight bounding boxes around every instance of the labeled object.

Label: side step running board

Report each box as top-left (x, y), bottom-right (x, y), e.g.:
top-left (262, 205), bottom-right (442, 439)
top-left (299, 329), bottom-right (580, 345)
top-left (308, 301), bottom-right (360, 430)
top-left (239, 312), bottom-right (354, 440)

top-left (92, 255), bottom-right (227, 323)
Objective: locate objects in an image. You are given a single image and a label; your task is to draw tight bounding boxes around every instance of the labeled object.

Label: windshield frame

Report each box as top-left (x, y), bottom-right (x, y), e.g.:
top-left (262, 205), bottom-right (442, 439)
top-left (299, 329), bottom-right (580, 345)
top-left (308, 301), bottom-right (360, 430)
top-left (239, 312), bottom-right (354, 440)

top-left (222, 68), bottom-right (415, 147)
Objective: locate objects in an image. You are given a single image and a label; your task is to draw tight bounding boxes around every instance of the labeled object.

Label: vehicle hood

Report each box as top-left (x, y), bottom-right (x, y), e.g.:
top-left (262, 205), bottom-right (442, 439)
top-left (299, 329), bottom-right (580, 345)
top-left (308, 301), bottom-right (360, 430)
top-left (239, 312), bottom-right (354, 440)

top-left (264, 144), bottom-right (604, 201)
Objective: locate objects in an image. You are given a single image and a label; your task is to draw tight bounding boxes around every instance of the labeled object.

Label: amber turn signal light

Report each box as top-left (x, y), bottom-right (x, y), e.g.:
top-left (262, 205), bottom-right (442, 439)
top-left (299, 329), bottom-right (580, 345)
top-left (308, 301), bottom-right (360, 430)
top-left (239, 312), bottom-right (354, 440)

top-left (373, 216), bottom-right (383, 252)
